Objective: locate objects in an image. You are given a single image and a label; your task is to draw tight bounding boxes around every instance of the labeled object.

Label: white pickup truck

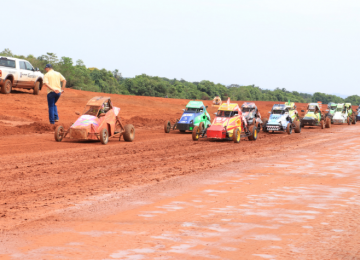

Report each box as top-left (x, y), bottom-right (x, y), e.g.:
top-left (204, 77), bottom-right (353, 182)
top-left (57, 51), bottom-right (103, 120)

top-left (0, 56), bottom-right (44, 95)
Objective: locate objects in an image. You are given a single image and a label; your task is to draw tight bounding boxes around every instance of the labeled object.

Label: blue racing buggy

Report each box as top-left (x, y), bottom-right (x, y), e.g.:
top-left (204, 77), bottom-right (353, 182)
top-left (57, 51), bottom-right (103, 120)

top-left (164, 101), bottom-right (211, 133)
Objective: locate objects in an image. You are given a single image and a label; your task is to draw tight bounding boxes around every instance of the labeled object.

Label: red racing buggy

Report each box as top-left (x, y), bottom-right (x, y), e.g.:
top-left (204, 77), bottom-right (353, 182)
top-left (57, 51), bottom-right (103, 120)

top-left (54, 96), bottom-right (135, 145)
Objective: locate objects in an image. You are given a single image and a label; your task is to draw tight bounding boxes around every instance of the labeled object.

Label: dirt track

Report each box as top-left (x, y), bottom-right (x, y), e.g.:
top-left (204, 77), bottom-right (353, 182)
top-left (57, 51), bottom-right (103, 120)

top-left (0, 89), bottom-right (359, 259)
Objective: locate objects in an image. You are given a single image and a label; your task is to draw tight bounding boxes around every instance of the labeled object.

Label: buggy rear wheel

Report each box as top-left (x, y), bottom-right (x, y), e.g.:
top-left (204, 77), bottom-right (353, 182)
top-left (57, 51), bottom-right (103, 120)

top-left (325, 117), bottom-right (331, 128)
top-left (199, 122), bottom-right (204, 132)
top-left (54, 125), bottom-right (64, 142)
top-left (100, 128), bottom-right (109, 145)
top-left (248, 125), bottom-right (258, 141)
top-left (123, 124), bottom-right (135, 142)
top-left (164, 121), bottom-right (171, 133)
top-left (286, 123), bottom-right (292, 135)
top-left (352, 115), bottom-right (356, 124)
top-left (294, 120), bottom-right (301, 133)
top-left (320, 120), bottom-right (325, 129)
top-left (233, 128), bottom-right (241, 143)
top-left (192, 126), bottom-right (200, 141)
top-left (347, 117), bottom-right (351, 125)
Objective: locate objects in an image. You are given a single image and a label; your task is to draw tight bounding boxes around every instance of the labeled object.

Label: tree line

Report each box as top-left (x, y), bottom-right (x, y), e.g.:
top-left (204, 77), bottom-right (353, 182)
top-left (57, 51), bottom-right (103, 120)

top-left (1, 48), bottom-right (359, 105)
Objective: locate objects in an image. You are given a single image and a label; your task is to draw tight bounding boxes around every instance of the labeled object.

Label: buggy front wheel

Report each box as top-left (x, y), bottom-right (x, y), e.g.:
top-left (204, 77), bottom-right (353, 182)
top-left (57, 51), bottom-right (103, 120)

top-left (286, 123), bottom-right (292, 135)
top-left (233, 128), bottom-right (241, 143)
top-left (124, 124), bottom-right (135, 142)
top-left (54, 125), bottom-right (64, 142)
top-left (192, 126), bottom-right (200, 141)
top-left (164, 121), bottom-right (171, 133)
top-left (100, 128), bottom-right (109, 145)
top-left (248, 125), bottom-right (258, 141)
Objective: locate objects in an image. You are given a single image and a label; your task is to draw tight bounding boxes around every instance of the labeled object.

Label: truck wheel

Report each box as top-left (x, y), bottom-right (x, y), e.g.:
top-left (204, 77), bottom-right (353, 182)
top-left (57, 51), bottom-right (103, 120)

top-left (233, 128), bottom-right (241, 143)
top-left (164, 120), bottom-right (171, 133)
top-left (294, 121), bottom-right (301, 133)
top-left (347, 117), bottom-right (351, 125)
top-left (248, 125), bottom-right (258, 141)
top-left (1, 79), bottom-right (12, 94)
top-left (100, 128), bottom-right (109, 145)
top-left (286, 123), bottom-right (292, 135)
top-left (123, 124), bottom-right (135, 142)
top-left (352, 115), bottom-right (356, 124)
top-left (33, 81), bottom-right (40, 95)
top-left (325, 117), bottom-right (331, 128)
top-left (262, 118), bottom-right (268, 132)
top-left (192, 126), bottom-right (200, 141)
top-left (320, 120), bottom-right (325, 129)
top-left (54, 125), bottom-right (65, 142)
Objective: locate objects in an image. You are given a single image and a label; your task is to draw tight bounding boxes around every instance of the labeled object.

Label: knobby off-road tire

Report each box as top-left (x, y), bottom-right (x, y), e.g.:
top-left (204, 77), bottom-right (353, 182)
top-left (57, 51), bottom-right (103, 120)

top-left (199, 122), bottom-right (204, 132)
top-left (164, 121), bottom-right (171, 133)
top-left (100, 128), bottom-right (109, 145)
top-left (352, 115), bottom-right (356, 125)
top-left (33, 81), bottom-right (40, 95)
top-left (286, 123), bottom-right (292, 135)
top-left (192, 125), bottom-right (200, 141)
top-left (262, 118), bottom-right (268, 132)
top-left (325, 117), bottom-right (331, 128)
top-left (54, 125), bottom-right (64, 142)
top-left (320, 120), bottom-right (325, 129)
top-left (347, 117), bottom-right (351, 125)
top-left (294, 120), bottom-right (301, 133)
top-left (1, 79), bottom-right (12, 94)
top-left (233, 128), bottom-right (241, 143)
top-left (248, 125), bottom-right (258, 141)
top-left (123, 124), bottom-right (135, 142)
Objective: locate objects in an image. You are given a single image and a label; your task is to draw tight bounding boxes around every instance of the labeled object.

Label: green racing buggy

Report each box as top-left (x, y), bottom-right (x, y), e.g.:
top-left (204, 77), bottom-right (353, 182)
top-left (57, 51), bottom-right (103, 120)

top-left (164, 100), bottom-right (212, 133)
top-left (300, 103), bottom-right (329, 128)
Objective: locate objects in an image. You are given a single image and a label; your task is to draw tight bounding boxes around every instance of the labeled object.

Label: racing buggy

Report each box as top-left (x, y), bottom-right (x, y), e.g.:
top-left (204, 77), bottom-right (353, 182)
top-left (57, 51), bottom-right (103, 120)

top-left (300, 103), bottom-right (328, 128)
top-left (212, 96), bottom-right (222, 107)
top-left (332, 103), bottom-right (355, 125)
top-left (192, 99), bottom-right (258, 143)
top-left (241, 102), bottom-right (263, 130)
top-left (164, 101), bottom-right (211, 133)
top-left (263, 102), bottom-right (301, 134)
top-left (54, 96), bottom-right (135, 145)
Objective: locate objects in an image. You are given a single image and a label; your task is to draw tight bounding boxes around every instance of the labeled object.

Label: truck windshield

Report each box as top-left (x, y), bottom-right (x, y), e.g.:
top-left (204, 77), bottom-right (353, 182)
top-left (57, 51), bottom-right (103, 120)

top-left (0, 58), bottom-right (16, 68)
top-left (83, 105), bottom-right (101, 116)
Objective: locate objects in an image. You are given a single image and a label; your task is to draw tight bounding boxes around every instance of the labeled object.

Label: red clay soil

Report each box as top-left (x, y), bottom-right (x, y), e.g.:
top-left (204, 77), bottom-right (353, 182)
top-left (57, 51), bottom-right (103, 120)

top-left (0, 88), bottom-right (359, 259)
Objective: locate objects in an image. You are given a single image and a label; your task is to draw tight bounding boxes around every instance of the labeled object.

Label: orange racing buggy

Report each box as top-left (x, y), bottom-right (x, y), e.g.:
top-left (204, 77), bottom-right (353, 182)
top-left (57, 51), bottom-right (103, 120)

top-left (54, 96), bottom-right (135, 145)
top-left (192, 99), bottom-right (258, 143)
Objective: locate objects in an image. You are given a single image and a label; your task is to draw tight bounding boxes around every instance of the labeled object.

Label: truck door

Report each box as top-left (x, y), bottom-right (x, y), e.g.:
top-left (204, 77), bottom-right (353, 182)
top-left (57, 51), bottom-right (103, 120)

top-left (18, 61), bottom-right (29, 86)
top-left (25, 61), bottom-right (35, 86)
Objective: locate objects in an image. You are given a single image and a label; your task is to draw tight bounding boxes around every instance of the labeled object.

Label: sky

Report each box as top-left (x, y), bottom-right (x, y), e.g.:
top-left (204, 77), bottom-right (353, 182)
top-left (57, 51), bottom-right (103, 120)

top-left (2, 0), bottom-right (360, 96)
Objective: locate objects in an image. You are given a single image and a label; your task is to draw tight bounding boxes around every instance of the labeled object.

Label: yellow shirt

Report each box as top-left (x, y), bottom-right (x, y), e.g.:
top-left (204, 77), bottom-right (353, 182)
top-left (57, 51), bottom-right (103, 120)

top-left (43, 69), bottom-right (65, 94)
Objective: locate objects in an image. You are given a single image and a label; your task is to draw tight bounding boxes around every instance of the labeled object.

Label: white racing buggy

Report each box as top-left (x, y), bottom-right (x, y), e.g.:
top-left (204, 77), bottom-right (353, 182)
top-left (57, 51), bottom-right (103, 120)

top-left (263, 104), bottom-right (301, 134)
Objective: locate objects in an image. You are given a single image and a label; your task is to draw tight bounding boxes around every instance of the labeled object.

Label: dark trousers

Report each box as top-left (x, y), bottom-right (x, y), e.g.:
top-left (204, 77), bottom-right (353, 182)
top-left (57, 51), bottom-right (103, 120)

top-left (47, 92), bottom-right (61, 124)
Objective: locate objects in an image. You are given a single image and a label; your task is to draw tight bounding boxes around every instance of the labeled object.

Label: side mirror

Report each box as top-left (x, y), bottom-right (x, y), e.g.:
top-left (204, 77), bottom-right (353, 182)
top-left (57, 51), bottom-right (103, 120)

top-left (301, 110), bottom-right (305, 112)
top-left (182, 109), bottom-right (185, 111)
top-left (99, 113), bottom-right (106, 117)
top-left (214, 113), bottom-right (217, 115)
top-left (36, 67), bottom-right (40, 71)
top-left (268, 111), bottom-right (271, 113)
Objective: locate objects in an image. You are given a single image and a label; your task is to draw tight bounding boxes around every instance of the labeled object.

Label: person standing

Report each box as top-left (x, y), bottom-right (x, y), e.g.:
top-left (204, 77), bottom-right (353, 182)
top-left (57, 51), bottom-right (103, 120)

top-left (42, 64), bottom-right (66, 124)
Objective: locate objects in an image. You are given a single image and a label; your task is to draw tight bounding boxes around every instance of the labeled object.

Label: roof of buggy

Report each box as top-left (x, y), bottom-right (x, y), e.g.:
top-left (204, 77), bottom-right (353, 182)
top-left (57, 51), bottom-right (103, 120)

top-left (186, 101), bottom-right (205, 108)
top-left (87, 96), bottom-right (111, 106)
top-left (219, 103), bottom-right (240, 111)
top-left (241, 102), bottom-right (256, 108)
top-left (272, 104), bottom-right (286, 110)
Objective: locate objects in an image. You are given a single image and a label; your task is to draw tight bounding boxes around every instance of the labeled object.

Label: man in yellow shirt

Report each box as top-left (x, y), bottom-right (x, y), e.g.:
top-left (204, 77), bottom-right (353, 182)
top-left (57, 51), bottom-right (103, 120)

top-left (42, 64), bottom-right (66, 124)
